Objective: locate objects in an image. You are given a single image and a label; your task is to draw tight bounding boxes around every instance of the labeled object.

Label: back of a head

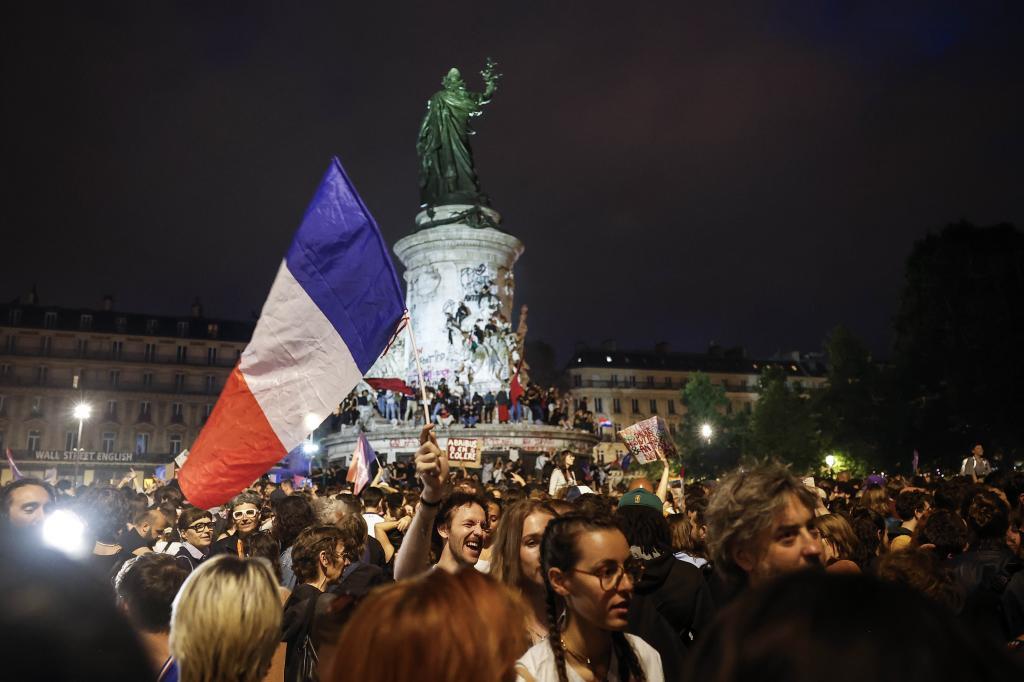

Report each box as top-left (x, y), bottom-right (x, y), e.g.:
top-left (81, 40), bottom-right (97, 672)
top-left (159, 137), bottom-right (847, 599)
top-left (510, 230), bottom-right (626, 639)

top-left (915, 509), bottom-right (969, 559)
top-left (812, 513), bottom-right (858, 561)
top-left (616, 504), bottom-right (672, 558)
top-left (706, 462), bottom-right (816, 582)
top-left (169, 555), bottom-right (282, 682)
top-left (326, 568), bottom-right (528, 682)
top-left (115, 553), bottom-right (190, 633)
top-left (875, 548), bottom-right (964, 614)
top-left (272, 494), bottom-right (317, 549)
top-left (361, 486), bottom-right (385, 510)
top-left (75, 486), bottom-right (129, 543)
top-left (1, 542), bottom-right (151, 681)
top-left (964, 489), bottom-right (1010, 548)
top-left (685, 572), bottom-right (1022, 682)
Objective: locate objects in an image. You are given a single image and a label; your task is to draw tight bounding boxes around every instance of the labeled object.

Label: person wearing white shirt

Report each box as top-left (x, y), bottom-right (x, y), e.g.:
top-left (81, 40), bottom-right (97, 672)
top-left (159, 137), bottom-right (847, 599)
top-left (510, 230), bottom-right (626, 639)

top-left (548, 451), bottom-right (577, 498)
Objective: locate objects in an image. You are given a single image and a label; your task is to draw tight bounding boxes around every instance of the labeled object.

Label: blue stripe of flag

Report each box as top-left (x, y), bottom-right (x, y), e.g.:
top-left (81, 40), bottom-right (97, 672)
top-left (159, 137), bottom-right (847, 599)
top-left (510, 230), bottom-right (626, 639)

top-left (284, 158), bottom-right (405, 373)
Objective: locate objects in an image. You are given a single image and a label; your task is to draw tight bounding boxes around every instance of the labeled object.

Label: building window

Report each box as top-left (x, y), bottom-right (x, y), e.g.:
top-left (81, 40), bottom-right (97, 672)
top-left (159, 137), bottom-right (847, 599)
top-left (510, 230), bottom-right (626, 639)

top-left (649, 399), bottom-right (658, 414)
top-left (668, 399), bottom-right (676, 415)
top-left (102, 432), bottom-right (116, 453)
top-left (169, 433), bottom-right (183, 455)
top-left (628, 376), bottom-right (636, 387)
top-left (138, 401), bottom-right (151, 421)
top-left (202, 404), bottom-right (213, 423)
top-left (76, 339), bottom-right (88, 357)
top-left (31, 396), bottom-right (43, 416)
top-left (664, 376), bottom-right (672, 387)
top-left (207, 323), bottom-right (219, 338)
top-left (235, 349), bottom-right (242, 361)
top-left (631, 399), bottom-right (640, 413)
top-left (65, 431), bottom-right (79, 451)
top-left (205, 375), bottom-right (216, 394)
top-left (142, 372), bottom-right (153, 388)
top-left (207, 347), bottom-right (217, 365)
top-left (9, 309), bottom-right (22, 325)
top-left (40, 336), bottom-right (52, 355)
top-left (572, 374), bottom-right (582, 388)
top-left (135, 432), bottom-right (149, 454)
top-left (4, 335), bottom-right (14, 353)
top-left (146, 319), bottom-right (158, 334)
top-left (0, 395), bottom-right (5, 415)
top-left (115, 316), bottom-right (127, 332)
top-left (36, 366), bottom-right (47, 385)
top-left (177, 321), bottom-right (189, 337)
top-left (111, 340), bottom-right (123, 359)
top-left (176, 345), bottom-right (188, 363)
top-left (109, 370), bottom-right (120, 387)
top-left (144, 343), bottom-right (156, 362)
top-left (610, 375), bottom-right (618, 387)
top-left (174, 373), bottom-right (185, 392)
top-left (594, 397), bottom-right (604, 413)
top-left (27, 430), bottom-right (41, 450)
top-left (79, 314), bottom-right (93, 330)
top-left (0, 430), bottom-right (4, 451)
top-left (646, 376), bottom-right (654, 387)
top-left (612, 398), bottom-right (621, 414)
top-left (107, 400), bottom-right (117, 418)
top-left (1, 364), bottom-right (11, 378)
top-left (171, 402), bottom-right (184, 423)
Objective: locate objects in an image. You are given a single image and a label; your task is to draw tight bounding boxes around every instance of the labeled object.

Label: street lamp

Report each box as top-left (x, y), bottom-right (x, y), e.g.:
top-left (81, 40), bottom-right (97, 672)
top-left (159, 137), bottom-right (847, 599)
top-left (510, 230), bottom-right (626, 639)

top-left (825, 454), bottom-right (837, 470)
top-left (700, 423), bottom-right (713, 443)
top-left (72, 402), bottom-right (92, 484)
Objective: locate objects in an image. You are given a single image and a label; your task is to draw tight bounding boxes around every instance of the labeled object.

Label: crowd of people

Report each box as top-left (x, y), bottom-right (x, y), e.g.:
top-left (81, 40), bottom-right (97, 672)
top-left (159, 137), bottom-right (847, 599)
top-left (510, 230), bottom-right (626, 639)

top-left (2, 431), bottom-right (1023, 681)
top-left (332, 379), bottom-right (597, 433)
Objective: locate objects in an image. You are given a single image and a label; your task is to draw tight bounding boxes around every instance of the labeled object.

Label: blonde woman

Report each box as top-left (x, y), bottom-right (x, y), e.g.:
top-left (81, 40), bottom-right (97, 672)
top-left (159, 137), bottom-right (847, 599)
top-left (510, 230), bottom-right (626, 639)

top-left (166, 554), bottom-right (282, 682)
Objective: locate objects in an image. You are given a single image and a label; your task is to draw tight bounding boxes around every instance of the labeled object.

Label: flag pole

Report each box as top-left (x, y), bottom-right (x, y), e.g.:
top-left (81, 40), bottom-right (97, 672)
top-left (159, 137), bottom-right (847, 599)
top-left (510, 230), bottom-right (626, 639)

top-left (405, 312), bottom-right (432, 426)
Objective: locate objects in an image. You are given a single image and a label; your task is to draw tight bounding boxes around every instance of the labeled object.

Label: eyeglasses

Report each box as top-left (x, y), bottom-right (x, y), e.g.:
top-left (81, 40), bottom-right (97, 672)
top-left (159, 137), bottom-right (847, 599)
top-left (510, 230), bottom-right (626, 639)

top-left (232, 508), bottom-right (259, 520)
top-left (570, 556), bottom-right (645, 591)
top-left (187, 522), bottom-right (214, 532)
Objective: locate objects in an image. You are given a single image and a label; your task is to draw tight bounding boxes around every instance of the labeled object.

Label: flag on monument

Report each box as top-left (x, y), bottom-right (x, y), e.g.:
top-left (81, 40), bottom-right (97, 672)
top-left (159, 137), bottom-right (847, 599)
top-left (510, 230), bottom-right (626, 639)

top-left (5, 448), bottom-right (24, 480)
top-left (179, 158), bottom-right (405, 509)
top-left (347, 433), bottom-right (377, 495)
top-left (509, 366), bottom-right (524, 404)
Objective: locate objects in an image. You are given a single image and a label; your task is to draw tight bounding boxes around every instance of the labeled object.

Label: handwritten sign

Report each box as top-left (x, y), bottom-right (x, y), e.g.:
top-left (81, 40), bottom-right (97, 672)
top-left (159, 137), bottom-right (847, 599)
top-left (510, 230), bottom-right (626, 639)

top-left (447, 438), bottom-right (480, 466)
top-left (618, 416), bottom-right (677, 464)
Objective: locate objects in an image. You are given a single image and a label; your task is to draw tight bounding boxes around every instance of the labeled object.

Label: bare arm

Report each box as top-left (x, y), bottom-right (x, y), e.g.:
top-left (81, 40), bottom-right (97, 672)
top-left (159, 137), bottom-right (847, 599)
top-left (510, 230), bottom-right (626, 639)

top-left (393, 425), bottom-right (448, 580)
top-left (375, 521), bottom-right (398, 564)
top-left (656, 460), bottom-right (670, 502)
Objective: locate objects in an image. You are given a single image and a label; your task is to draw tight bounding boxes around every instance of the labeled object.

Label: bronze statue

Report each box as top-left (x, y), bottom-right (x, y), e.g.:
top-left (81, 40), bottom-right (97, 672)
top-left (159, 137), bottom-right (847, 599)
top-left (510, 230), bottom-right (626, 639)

top-left (417, 59), bottom-right (500, 208)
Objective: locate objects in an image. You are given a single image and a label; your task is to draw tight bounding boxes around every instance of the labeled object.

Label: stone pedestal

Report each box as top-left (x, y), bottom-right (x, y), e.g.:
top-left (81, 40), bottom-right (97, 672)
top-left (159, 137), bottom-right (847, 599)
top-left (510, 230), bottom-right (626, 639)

top-left (377, 205), bottom-right (524, 396)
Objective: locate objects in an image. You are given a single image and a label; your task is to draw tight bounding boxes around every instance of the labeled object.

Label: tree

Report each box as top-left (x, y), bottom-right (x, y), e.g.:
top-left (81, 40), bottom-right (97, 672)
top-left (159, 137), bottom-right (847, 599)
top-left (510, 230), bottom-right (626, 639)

top-left (892, 221), bottom-right (1024, 466)
top-left (750, 366), bottom-right (819, 473)
top-left (676, 372), bottom-right (741, 478)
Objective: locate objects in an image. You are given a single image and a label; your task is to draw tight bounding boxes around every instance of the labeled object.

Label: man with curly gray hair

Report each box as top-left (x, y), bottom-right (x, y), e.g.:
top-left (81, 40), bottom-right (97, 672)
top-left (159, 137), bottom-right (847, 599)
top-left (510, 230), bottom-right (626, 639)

top-left (706, 461), bottom-right (822, 591)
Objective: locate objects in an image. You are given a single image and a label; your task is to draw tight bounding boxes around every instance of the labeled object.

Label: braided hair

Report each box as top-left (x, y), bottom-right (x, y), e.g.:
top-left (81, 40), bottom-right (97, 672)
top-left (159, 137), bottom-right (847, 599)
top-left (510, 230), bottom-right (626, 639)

top-left (540, 513), bottom-right (646, 682)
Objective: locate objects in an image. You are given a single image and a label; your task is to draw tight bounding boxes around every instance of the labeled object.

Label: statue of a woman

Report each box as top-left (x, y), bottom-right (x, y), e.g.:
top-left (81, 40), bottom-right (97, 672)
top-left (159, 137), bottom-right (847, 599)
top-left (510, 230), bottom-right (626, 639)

top-left (416, 59), bottom-right (500, 208)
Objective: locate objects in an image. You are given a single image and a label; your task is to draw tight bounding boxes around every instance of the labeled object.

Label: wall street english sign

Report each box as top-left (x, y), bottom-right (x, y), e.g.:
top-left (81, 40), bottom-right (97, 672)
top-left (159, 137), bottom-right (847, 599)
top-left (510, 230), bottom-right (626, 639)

top-left (33, 450), bottom-right (136, 463)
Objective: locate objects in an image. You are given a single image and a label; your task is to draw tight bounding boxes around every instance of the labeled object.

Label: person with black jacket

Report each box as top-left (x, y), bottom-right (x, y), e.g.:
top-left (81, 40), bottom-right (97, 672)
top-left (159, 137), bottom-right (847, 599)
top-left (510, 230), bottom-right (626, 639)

top-left (616, 488), bottom-right (715, 681)
top-left (281, 525), bottom-right (347, 682)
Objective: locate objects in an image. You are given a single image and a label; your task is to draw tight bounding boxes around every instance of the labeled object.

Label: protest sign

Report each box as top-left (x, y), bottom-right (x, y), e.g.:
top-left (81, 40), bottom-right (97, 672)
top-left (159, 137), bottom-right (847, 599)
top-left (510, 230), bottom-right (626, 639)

top-left (447, 438), bottom-right (480, 466)
top-left (618, 416), bottom-right (677, 464)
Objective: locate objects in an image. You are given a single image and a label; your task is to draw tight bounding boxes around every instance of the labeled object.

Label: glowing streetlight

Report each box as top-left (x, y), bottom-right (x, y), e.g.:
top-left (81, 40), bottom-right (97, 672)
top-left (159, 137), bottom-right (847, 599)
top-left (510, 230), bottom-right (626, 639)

top-left (700, 423), bottom-right (714, 443)
top-left (302, 440), bottom-right (320, 455)
top-left (824, 454), bottom-right (837, 469)
top-left (72, 402), bottom-right (92, 483)
top-left (304, 413), bottom-right (321, 431)
top-left (42, 509), bottom-right (87, 557)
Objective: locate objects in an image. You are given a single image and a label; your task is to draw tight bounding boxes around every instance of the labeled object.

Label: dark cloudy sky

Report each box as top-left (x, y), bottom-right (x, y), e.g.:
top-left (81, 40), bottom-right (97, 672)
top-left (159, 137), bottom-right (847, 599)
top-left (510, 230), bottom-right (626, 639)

top-left (2, 2), bottom-right (1022, 362)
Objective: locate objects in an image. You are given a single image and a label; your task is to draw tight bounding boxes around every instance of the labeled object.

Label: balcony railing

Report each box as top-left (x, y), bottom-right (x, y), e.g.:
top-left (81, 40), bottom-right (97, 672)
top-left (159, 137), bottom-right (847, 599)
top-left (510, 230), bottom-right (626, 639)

top-left (574, 378), bottom-right (761, 392)
top-left (0, 346), bottom-right (237, 368)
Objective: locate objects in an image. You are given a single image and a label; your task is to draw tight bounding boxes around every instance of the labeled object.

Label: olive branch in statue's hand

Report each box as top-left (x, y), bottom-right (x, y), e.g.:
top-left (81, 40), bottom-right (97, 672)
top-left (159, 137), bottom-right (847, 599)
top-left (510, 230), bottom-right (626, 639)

top-left (481, 58), bottom-right (501, 84)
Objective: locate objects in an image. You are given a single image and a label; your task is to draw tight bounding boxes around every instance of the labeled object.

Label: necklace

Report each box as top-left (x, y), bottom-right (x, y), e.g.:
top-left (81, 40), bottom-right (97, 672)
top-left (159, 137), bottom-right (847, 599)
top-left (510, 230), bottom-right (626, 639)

top-left (561, 638), bottom-right (591, 666)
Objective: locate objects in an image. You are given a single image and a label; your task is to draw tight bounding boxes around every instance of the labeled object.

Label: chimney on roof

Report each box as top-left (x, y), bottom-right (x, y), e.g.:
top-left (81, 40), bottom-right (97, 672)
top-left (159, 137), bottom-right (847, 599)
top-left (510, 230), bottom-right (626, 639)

top-left (24, 285), bottom-right (39, 305)
top-left (654, 341), bottom-right (670, 355)
top-left (102, 295), bottom-right (114, 311)
top-left (191, 297), bottom-right (203, 319)
top-left (600, 339), bottom-right (617, 352)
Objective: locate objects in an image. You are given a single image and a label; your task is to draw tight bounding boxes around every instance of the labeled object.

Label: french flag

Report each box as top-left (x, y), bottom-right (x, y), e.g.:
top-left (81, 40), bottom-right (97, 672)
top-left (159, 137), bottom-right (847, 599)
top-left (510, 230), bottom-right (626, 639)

top-left (346, 433), bottom-right (377, 495)
top-left (179, 159), bottom-right (405, 509)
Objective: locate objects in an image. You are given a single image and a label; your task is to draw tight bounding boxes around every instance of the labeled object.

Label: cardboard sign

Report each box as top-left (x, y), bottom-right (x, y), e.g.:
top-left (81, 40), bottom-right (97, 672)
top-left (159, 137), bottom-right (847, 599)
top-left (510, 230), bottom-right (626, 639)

top-left (447, 438), bottom-right (480, 466)
top-left (618, 416), bottom-right (677, 464)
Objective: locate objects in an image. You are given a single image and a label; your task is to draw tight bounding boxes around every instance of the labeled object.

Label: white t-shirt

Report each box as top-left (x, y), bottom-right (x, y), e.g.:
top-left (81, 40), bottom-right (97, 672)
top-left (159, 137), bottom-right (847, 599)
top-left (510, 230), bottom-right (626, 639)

top-left (363, 512), bottom-right (386, 539)
top-left (516, 634), bottom-right (664, 682)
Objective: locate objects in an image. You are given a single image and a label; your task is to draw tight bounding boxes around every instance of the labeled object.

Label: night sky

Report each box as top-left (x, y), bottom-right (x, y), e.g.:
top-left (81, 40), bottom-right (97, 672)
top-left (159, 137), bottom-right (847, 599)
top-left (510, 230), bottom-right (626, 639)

top-left (3, 3), bottom-right (1022, 362)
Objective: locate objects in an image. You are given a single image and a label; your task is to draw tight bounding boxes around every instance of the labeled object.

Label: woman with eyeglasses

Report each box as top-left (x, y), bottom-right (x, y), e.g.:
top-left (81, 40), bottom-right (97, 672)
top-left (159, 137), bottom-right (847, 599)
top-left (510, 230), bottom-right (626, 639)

top-left (282, 525), bottom-right (348, 682)
top-left (174, 508), bottom-right (214, 570)
top-left (516, 513), bottom-right (664, 682)
top-left (210, 492), bottom-right (263, 558)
